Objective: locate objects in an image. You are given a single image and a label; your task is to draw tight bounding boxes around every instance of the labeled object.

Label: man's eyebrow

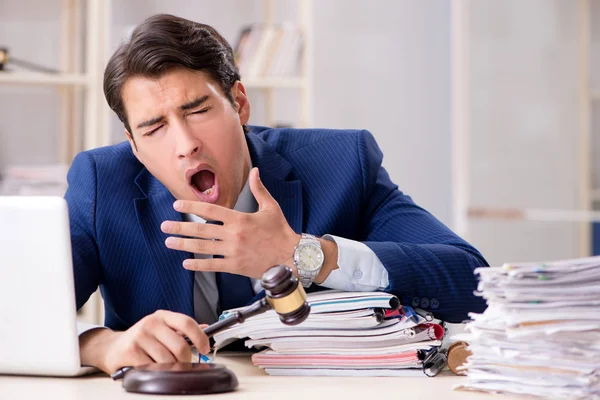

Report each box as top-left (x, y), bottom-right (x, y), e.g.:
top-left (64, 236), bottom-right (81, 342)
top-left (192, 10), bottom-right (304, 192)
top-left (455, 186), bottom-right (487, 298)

top-left (180, 95), bottom-right (210, 111)
top-left (134, 95), bottom-right (210, 130)
top-left (136, 116), bottom-right (165, 130)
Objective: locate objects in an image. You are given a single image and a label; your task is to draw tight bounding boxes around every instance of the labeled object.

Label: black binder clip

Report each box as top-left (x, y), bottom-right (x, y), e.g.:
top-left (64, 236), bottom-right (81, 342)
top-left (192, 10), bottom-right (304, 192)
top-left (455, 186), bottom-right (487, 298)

top-left (418, 347), bottom-right (448, 377)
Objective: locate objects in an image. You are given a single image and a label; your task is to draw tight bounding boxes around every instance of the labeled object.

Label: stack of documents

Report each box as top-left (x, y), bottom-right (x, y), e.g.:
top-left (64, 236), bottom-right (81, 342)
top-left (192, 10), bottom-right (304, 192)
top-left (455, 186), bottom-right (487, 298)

top-left (213, 290), bottom-right (445, 376)
top-left (456, 256), bottom-right (600, 399)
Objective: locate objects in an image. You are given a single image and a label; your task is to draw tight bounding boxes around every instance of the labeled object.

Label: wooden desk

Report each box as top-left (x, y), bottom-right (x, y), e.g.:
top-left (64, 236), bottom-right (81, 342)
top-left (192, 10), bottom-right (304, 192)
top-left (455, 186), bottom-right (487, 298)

top-left (0, 353), bottom-right (512, 399)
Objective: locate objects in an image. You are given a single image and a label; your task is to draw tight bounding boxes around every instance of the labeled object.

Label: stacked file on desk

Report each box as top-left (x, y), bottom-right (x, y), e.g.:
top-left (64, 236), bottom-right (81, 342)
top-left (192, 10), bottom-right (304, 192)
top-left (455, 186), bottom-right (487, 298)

top-left (456, 256), bottom-right (600, 399)
top-left (213, 290), bottom-right (445, 376)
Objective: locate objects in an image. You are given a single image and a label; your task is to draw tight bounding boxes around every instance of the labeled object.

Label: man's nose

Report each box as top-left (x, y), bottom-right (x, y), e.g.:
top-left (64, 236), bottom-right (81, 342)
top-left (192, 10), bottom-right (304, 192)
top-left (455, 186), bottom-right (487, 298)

top-left (175, 123), bottom-right (200, 159)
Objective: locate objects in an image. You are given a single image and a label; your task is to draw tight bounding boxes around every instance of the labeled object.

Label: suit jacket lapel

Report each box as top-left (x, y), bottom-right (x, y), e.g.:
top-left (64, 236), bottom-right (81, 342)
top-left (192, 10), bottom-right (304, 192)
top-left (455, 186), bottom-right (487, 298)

top-left (263, 178), bottom-right (303, 234)
top-left (246, 132), bottom-right (303, 234)
top-left (133, 170), bottom-right (194, 317)
top-left (224, 132), bottom-right (302, 307)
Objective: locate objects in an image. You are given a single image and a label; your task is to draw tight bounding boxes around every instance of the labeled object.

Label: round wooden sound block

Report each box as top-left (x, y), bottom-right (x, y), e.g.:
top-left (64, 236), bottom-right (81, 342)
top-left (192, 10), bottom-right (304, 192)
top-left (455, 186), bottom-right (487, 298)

top-left (122, 362), bottom-right (239, 395)
top-left (447, 341), bottom-right (472, 376)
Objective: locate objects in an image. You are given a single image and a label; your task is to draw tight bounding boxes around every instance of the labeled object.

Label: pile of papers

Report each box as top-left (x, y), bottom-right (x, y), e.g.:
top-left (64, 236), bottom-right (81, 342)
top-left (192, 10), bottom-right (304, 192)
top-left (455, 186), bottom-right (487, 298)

top-left (213, 290), bottom-right (445, 376)
top-left (0, 164), bottom-right (68, 196)
top-left (456, 256), bottom-right (600, 399)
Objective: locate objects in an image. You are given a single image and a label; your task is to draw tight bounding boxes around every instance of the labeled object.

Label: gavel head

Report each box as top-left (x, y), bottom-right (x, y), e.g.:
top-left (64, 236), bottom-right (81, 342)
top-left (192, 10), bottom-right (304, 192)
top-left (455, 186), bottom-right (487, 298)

top-left (261, 265), bottom-right (311, 325)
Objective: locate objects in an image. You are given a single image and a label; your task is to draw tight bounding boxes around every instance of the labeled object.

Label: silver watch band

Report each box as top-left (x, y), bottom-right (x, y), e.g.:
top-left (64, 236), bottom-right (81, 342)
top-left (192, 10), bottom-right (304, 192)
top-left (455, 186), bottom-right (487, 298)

top-left (296, 233), bottom-right (321, 288)
top-left (301, 233), bottom-right (319, 244)
top-left (299, 275), bottom-right (314, 287)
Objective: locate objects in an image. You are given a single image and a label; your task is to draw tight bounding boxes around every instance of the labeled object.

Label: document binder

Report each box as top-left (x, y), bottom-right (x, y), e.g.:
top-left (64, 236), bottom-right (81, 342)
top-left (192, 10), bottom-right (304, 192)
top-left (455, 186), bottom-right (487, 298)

top-left (213, 290), bottom-right (448, 377)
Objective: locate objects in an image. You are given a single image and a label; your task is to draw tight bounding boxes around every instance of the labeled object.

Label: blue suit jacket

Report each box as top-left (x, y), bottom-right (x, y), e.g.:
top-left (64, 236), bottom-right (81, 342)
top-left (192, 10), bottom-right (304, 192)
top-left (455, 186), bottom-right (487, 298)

top-left (65, 127), bottom-right (488, 329)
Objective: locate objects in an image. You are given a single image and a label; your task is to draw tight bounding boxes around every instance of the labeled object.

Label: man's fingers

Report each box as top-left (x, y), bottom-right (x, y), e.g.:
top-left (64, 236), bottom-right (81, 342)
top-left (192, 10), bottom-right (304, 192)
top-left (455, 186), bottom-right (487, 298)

top-left (162, 312), bottom-right (210, 354)
top-left (127, 352), bottom-right (153, 370)
top-left (181, 257), bottom-right (228, 273)
top-left (165, 237), bottom-right (224, 256)
top-left (136, 332), bottom-right (177, 364)
top-left (248, 167), bottom-right (276, 210)
top-left (173, 200), bottom-right (235, 223)
top-left (161, 221), bottom-right (223, 240)
top-left (152, 324), bottom-right (193, 362)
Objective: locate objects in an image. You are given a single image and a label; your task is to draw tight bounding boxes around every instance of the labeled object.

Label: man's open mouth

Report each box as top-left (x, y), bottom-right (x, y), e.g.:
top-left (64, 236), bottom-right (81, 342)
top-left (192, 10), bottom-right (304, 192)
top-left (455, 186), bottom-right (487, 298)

top-left (188, 168), bottom-right (220, 203)
top-left (191, 170), bottom-right (215, 194)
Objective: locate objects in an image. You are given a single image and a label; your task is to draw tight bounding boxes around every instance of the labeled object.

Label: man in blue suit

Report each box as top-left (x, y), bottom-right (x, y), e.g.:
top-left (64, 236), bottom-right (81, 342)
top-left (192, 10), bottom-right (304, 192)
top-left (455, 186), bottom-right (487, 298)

top-left (69, 14), bottom-right (488, 374)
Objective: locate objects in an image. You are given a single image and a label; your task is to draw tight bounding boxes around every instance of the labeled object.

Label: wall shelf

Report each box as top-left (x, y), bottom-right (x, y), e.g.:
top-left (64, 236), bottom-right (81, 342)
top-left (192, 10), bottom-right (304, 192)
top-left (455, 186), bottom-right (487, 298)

top-left (0, 71), bottom-right (90, 86)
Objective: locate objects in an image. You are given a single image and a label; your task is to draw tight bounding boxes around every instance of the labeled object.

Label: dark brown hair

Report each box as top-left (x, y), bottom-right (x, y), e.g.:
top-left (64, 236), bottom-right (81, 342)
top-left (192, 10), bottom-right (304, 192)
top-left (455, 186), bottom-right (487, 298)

top-left (103, 14), bottom-right (242, 137)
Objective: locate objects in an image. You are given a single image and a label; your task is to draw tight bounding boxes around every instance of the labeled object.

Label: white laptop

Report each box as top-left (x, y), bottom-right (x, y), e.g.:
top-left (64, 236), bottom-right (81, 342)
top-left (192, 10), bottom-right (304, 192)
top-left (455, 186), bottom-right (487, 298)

top-left (0, 196), bottom-right (96, 376)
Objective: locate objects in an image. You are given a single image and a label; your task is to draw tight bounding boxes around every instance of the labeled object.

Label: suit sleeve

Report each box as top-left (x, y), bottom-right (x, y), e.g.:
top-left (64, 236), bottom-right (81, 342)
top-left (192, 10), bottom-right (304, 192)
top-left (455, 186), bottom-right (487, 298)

top-left (357, 130), bottom-right (489, 323)
top-left (64, 152), bottom-right (102, 312)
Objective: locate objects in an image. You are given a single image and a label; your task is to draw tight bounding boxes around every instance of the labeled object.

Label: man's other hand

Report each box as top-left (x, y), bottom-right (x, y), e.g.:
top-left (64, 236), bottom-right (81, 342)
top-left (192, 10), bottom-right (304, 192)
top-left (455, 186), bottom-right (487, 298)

top-left (79, 310), bottom-right (210, 375)
top-left (161, 167), bottom-right (301, 279)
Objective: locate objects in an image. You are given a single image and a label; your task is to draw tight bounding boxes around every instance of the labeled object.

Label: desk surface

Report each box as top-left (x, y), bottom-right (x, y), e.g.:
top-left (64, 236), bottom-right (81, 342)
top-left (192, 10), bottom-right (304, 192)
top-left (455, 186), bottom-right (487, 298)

top-left (0, 353), bottom-right (520, 400)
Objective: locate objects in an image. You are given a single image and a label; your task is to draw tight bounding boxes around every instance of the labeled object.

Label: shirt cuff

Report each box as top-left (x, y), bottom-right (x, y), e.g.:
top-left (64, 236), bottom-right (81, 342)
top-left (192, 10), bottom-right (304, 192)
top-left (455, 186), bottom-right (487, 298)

top-left (77, 321), bottom-right (107, 336)
top-left (318, 234), bottom-right (389, 291)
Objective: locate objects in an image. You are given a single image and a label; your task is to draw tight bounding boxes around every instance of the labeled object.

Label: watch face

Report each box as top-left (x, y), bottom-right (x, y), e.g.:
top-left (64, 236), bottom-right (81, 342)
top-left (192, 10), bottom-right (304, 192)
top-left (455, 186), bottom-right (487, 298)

top-left (297, 243), bottom-right (324, 271)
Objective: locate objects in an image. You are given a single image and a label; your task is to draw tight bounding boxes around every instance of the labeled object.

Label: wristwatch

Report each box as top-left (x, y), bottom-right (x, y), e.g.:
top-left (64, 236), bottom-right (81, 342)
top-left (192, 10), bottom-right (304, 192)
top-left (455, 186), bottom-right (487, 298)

top-left (293, 233), bottom-right (325, 288)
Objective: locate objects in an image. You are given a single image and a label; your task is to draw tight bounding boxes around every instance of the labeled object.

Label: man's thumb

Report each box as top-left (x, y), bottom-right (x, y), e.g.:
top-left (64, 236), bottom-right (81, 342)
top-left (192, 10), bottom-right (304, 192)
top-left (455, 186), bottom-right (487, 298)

top-left (249, 167), bottom-right (274, 210)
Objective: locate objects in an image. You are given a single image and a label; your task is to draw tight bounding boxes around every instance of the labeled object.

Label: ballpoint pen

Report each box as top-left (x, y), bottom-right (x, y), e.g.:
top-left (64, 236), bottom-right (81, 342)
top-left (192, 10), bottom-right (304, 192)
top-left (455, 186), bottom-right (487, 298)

top-left (110, 337), bottom-right (211, 380)
top-left (400, 306), bottom-right (419, 323)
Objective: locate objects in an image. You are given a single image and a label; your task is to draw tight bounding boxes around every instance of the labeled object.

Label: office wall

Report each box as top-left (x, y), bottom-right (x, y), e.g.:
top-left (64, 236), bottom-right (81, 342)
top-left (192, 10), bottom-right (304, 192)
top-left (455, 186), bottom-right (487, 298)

top-left (466, 0), bottom-right (581, 265)
top-left (311, 0), bottom-right (452, 227)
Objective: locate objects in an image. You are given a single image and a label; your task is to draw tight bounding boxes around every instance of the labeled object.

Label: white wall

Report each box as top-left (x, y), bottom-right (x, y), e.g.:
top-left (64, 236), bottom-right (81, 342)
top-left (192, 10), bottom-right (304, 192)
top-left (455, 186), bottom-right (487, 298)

top-left (311, 0), bottom-right (452, 226)
top-left (466, 0), bottom-right (581, 265)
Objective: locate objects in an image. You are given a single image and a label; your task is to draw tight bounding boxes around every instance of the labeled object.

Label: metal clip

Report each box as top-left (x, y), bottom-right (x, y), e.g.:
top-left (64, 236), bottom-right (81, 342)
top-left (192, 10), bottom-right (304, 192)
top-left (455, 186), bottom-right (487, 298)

top-left (419, 347), bottom-right (448, 377)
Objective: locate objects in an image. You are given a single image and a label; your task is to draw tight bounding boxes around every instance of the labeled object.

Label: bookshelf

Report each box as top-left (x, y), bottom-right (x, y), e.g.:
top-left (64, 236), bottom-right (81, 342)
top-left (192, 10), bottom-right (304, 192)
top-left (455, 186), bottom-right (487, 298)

top-left (242, 0), bottom-right (313, 129)
top-left (0, 72), bottom-right (89, 86)
top-left (0, 0), bottom-right (111, 165)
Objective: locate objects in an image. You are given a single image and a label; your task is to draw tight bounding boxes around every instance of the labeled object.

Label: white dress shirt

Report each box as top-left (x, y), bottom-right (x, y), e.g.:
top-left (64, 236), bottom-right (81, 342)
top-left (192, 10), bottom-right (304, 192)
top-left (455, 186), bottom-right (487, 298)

top-left (77, 166), bottom-right (389, 334)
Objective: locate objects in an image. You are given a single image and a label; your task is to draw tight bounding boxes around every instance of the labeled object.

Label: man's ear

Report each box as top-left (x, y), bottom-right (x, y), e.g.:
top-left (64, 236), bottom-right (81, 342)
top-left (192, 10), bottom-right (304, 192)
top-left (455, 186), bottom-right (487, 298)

top-left (125, 130), bottom-right (141, 160)
top-left (232, 81), bottom-right (250, 125)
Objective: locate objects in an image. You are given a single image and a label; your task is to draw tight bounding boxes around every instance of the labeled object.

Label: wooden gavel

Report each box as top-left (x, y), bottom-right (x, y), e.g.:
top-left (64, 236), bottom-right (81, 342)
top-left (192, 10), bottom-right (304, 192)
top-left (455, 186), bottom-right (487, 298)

top-left (112, 264), bottom-right (311, 394)
top-left (204, 264), bottom-right (311, 335)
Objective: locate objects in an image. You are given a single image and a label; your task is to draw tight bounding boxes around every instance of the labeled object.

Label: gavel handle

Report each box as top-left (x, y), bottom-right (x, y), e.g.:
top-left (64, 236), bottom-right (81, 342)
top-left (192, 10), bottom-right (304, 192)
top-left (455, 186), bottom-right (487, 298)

top-left (203, 297), bottom-right (271, 337)
top-left (111, 296), bottom-right (273, 380)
